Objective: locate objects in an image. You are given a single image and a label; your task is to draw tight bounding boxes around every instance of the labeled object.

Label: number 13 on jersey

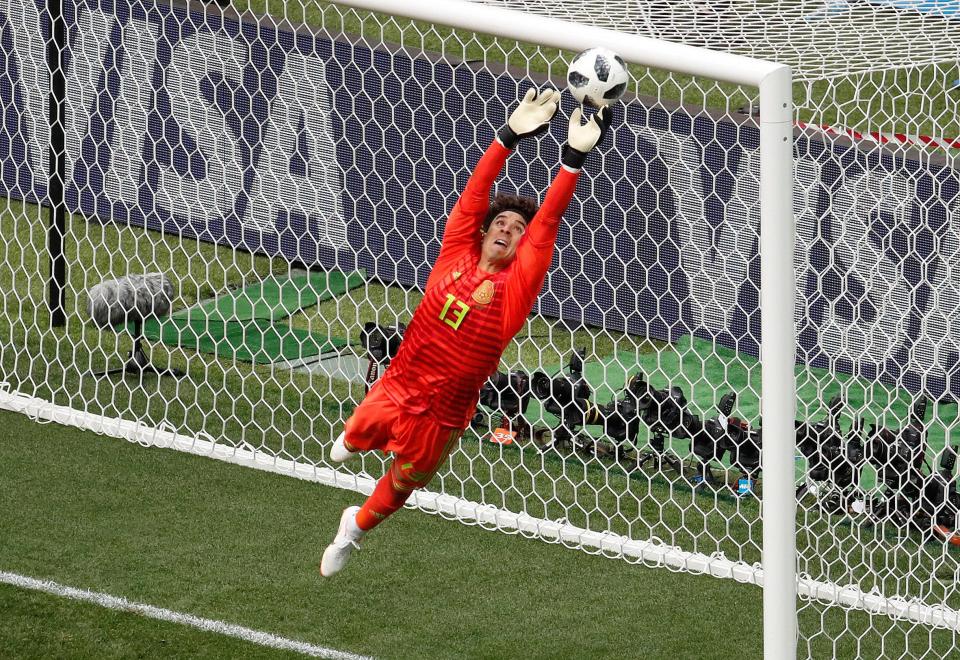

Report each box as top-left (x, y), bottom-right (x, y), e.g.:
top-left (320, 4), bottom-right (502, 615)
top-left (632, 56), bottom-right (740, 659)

top-left (439, 293), bottom-right (470, 330)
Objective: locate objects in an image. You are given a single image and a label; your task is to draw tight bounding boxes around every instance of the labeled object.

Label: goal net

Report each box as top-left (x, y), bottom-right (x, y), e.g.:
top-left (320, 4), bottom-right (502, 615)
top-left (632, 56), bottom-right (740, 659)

top-left (0, 0), bottom-right (957, 655)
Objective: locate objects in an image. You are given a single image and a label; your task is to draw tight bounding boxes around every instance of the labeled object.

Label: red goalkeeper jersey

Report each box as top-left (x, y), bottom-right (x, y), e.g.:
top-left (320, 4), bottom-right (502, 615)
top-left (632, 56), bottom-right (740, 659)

top-left (379, 140), bottom-right (579, 428)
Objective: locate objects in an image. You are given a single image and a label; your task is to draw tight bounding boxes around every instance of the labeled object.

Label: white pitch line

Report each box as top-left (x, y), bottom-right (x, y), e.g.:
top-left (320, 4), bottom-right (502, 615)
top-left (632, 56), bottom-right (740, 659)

top-left (0, 571), bottom-right (374, 660)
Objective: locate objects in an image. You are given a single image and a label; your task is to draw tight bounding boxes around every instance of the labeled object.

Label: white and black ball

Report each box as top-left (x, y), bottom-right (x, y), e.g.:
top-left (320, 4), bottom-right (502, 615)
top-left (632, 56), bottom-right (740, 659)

top-left (567, 47), bottom-right (628, 107)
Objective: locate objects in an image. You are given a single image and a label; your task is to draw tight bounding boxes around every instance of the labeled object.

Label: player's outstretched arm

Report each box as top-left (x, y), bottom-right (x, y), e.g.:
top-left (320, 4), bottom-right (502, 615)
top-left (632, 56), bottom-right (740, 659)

top-left (432, 89), bottom-right (559, 286)
top-left (502, 106), bottom-right (615, 336)
top-left (451, 88), bottom-right (560, 222)
top-left (523, 105), bottom-right (614, 249)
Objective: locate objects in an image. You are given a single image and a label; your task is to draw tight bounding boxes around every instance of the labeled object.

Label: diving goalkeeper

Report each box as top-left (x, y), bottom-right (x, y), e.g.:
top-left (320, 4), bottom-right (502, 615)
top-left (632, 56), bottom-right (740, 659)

top-left (320, 89), bottom-right (613, 577)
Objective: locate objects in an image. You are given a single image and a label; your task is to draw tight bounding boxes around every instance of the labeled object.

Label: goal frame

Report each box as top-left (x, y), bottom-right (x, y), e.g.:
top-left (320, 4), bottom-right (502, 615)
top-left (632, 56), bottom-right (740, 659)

top-left (329, 0), bottom-right (797, 656)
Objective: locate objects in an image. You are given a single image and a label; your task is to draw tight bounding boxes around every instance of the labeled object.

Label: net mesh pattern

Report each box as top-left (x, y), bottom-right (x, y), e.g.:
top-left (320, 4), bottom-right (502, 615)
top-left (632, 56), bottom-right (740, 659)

top-left (0, 0), bottom-right (958, 655)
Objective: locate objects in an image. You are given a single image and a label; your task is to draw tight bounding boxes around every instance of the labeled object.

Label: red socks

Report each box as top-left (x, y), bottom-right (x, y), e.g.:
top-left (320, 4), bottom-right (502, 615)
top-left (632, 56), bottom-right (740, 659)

top-left (355, 471), bottom-right (412, 531)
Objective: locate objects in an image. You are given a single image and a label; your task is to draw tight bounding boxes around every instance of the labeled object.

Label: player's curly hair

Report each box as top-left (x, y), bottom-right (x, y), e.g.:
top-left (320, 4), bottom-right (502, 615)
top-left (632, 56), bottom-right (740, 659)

top-left (482, 194), bottom-right (539, 232)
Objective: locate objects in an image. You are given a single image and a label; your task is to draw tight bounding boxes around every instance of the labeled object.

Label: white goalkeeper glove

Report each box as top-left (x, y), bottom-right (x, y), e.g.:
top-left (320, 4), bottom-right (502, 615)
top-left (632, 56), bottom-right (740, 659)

top-left (562, 106), bottom-right (614, 170)
top-left (497, 88), bottom-right (560, 149)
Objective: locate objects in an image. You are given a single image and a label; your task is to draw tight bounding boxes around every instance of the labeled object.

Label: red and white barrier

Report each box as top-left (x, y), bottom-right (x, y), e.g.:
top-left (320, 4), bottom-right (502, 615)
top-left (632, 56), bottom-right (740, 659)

top-left (795, 120), bottom-right (960, 150)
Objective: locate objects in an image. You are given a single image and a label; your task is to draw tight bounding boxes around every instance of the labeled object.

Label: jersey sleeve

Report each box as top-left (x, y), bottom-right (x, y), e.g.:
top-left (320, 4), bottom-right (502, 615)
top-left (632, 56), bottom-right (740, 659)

top-left (426, 140), bottom-right (512, 291)
top-left (501, 166), bottom-right (580, 338)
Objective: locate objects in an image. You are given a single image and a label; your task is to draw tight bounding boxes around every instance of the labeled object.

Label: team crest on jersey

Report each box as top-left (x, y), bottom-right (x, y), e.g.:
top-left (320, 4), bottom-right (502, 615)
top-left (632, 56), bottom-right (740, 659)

top-left (472, 279), bottom-right (494, 305)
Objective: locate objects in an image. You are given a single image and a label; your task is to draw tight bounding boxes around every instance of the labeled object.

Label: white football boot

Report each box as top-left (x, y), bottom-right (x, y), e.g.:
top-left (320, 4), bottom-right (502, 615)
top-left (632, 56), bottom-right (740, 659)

top-left (330, 431), bottom-right (358, 463)
top-left (319, 505), bottom-right (365, 577)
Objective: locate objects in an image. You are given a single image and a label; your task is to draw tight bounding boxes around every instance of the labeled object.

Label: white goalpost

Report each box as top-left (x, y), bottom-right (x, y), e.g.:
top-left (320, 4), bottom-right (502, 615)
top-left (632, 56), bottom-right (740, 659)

top-left (2, 0), bottom-right (960, 656)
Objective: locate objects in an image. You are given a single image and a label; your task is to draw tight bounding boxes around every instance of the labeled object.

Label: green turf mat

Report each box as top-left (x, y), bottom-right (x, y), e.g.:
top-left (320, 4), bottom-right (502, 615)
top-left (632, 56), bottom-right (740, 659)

top-left (142, 317), bottom-right (346, 364)
top-left (171, 269), bottom-right (366, 323)
top-left (137, 269), bottom-right (363, 363)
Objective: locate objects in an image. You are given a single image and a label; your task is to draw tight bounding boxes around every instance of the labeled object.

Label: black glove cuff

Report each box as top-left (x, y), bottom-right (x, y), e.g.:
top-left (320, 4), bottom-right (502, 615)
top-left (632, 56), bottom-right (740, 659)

top-left (561, 145), bottom-right (587, 169)
top-left (497, 125), bottom-right (520, 150)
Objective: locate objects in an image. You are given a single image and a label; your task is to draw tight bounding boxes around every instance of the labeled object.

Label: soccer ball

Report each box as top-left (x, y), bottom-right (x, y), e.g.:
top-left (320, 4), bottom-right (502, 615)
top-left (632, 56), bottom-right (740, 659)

top-left (566, 47), bottom-right (628, 107)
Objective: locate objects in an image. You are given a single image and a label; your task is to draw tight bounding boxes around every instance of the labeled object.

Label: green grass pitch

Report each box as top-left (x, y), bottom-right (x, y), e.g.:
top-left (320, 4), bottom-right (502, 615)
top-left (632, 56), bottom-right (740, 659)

top-left (5, 409), bottom-right (958, 659)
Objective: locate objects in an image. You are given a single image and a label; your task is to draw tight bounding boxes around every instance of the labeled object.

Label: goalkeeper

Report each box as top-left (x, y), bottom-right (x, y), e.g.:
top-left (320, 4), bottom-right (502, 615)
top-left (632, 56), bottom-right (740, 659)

top-left (320, 89), bottom-right (613, 577)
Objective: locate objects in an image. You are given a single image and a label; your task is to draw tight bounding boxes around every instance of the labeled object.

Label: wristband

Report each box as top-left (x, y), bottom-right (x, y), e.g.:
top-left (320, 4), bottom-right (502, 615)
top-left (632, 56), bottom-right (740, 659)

top-left (497, 125), bottom-right (520, 150)
top-left (561, 144), bottom-right (588, 169)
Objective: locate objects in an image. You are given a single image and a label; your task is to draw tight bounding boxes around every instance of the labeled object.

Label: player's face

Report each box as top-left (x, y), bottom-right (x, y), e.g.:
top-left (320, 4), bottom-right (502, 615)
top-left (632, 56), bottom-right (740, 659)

top-left (481, 211), bottom-right (526, 267)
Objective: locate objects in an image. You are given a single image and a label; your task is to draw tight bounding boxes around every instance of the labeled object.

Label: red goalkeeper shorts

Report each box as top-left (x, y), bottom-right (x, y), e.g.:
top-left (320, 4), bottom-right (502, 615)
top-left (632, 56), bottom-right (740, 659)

top-left (342, 382), bottom-right (464, 492)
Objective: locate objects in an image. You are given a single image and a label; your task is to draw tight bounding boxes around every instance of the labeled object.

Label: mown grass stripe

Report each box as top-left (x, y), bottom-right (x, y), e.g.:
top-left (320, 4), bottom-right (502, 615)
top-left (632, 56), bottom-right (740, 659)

top-left (0, 571), bottom-right (374, 660)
